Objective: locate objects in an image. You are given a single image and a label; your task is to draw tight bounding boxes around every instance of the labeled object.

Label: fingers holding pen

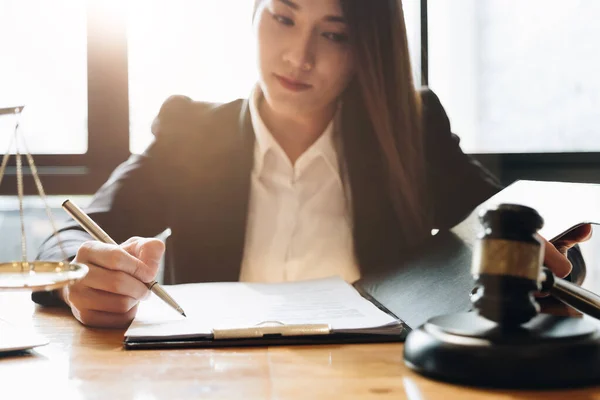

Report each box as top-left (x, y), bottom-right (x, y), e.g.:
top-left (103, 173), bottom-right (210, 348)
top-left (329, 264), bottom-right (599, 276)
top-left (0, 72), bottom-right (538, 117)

top-left (68, 240), bottom-right (154, 327)
top-left (76, 240), bottom-right (159, 284)
top-left (82, 263), bottom-right (149, 300)
top-left (61, 200), bottom-right (174, 326)
top-left (71, 304), bottom-right (140, 329)
top-left (67, 284), bottom-right (139, 314)
top-left (120, 237), bottom-right (165, 276)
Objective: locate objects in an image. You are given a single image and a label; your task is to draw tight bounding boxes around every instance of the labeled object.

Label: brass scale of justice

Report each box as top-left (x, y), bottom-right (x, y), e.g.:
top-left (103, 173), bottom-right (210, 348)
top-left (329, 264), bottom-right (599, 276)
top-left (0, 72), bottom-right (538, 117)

top-left (0, 106), bottom-right (87, 295)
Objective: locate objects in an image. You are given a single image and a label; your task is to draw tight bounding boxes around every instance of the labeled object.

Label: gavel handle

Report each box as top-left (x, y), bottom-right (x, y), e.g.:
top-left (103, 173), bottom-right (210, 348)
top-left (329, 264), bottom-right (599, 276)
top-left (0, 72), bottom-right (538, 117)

top-left (541, 267), bottom-right (600, 320)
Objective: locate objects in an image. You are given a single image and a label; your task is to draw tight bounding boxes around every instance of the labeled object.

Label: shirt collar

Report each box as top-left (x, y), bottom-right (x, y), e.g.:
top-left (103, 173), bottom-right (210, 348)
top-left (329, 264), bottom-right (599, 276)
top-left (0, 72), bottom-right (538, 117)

top-left (248, 85), bottom-right (340, 177)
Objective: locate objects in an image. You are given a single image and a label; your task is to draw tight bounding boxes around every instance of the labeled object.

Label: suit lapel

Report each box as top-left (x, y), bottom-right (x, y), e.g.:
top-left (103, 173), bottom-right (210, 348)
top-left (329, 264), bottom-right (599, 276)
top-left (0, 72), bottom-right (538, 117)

top-left (170, 100), bottom-right (255, 283)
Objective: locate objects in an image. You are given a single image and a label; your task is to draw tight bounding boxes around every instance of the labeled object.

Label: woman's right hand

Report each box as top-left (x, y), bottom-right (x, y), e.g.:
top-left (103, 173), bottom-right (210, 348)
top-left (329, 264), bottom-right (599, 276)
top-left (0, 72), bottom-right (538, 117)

top-left (61, 236), bottom-right (165, 329)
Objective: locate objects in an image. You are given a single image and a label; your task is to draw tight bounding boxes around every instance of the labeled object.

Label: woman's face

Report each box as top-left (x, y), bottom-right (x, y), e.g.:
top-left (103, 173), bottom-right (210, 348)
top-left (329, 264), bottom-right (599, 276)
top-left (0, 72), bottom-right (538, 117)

top-left (254, 0), bottom-right (355, 118)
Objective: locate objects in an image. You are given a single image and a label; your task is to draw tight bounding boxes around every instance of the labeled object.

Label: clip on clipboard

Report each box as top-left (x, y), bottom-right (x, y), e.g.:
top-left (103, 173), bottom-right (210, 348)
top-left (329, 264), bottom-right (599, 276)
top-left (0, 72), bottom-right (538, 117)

top-left (212, 321), bottom-right (331, 340)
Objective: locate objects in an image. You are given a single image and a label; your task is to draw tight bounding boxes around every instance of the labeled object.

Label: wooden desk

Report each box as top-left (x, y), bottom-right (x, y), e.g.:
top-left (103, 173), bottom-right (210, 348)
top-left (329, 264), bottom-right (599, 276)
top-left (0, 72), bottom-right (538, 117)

top-left (1, 293), bottom-right (598, 399)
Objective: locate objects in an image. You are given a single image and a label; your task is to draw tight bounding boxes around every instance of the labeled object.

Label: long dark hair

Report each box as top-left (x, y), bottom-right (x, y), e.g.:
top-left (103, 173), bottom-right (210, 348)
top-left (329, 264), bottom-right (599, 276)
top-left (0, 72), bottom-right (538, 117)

top-left (339, 0), bottom-right (430, 245)
top-left (253, 0), bottom-right (431, 247)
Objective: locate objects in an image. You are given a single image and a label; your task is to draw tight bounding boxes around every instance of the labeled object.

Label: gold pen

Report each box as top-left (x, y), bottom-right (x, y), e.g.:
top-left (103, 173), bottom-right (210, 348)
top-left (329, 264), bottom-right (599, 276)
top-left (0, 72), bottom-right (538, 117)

top-left (62, 199), bottom-right (186, 317)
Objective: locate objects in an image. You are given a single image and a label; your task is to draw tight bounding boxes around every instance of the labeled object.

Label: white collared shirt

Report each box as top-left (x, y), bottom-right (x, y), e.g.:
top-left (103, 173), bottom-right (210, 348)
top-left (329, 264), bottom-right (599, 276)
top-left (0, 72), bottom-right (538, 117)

top-left (239, 88), bottom-right (361, 283)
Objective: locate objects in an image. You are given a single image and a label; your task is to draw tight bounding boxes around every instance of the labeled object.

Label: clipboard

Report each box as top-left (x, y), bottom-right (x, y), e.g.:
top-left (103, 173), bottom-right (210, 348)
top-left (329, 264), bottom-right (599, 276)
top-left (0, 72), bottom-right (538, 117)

top-left (123, 278), bottom-right (410, 350)
top-left (124, 324), bottom-right (408, 350)
top-left (124, 331), bottom-right (407, 350)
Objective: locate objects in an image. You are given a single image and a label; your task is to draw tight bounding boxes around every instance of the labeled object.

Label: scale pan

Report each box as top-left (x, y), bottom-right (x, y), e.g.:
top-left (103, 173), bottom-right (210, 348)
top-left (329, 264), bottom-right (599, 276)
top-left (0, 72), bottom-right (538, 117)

top-left (0, 261), bottom-right (88, 291)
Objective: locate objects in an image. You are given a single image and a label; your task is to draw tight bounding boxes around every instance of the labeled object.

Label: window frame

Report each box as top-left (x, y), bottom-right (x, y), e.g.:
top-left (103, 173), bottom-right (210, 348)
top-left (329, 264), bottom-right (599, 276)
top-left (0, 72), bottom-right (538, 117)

top-left (420, 0), bottom-right (600, 185)
top-left (0, 2), bottom-right (130, 195)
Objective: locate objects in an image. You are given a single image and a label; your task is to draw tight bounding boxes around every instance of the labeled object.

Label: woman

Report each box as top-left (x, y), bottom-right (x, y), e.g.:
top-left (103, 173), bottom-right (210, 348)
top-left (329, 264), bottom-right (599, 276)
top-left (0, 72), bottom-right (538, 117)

top-left (34, 0), bottom-right (591, 327)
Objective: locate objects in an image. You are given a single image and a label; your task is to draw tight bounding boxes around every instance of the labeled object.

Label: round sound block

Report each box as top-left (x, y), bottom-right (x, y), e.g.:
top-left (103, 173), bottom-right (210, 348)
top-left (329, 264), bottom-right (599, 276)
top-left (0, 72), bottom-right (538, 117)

top-left (404, 312), bottom-right (600, 388)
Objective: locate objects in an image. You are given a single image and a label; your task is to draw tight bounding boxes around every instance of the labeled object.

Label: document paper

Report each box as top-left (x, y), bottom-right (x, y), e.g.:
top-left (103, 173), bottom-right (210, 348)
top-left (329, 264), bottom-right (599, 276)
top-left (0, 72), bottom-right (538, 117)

top-left (125, 277), bottom-right (402, 341)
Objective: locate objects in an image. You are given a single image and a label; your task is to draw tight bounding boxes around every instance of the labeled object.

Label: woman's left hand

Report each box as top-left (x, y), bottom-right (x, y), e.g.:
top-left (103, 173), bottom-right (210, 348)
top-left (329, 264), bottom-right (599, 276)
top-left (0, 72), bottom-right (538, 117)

top-left (541, 224), bottom-right (593, 278)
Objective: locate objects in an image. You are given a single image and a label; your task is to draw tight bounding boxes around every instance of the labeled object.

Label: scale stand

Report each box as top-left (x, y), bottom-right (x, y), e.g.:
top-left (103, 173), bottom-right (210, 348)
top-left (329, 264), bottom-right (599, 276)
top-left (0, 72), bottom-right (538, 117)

top-left (0, 106), bottom-right (88, 353)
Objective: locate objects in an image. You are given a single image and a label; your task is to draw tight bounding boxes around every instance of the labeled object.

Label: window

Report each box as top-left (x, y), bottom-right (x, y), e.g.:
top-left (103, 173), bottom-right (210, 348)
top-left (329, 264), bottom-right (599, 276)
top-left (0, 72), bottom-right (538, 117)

top-left (15, 1), bottom-right (597, 195)
top-left (0, 1), bottom-right (130, 195)
top-left (404, 0), bottom-right (423, 87)
top-left (127, 1), bottom-right (258, 154)
top-left (0, 0), bottom-right (87, 154)
top-left (428, 0), bottom-right (600, 154)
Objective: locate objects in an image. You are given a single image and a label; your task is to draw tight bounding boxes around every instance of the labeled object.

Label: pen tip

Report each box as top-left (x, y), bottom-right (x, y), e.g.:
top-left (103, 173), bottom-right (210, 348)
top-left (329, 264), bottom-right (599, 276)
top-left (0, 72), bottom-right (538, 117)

top-left (182, 312), bottom-right (187, 318)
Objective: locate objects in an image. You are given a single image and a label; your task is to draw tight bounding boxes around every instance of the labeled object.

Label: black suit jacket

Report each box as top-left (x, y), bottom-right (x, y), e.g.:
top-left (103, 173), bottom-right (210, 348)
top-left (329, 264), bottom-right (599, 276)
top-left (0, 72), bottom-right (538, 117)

top-left (34, 88), bottom-right (501, 298)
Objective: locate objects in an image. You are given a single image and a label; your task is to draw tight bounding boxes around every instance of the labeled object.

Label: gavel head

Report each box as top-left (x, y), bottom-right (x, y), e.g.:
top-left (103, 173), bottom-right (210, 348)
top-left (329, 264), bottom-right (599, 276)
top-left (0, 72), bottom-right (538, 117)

top-left (470, 204), bottom-right (545, 326)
